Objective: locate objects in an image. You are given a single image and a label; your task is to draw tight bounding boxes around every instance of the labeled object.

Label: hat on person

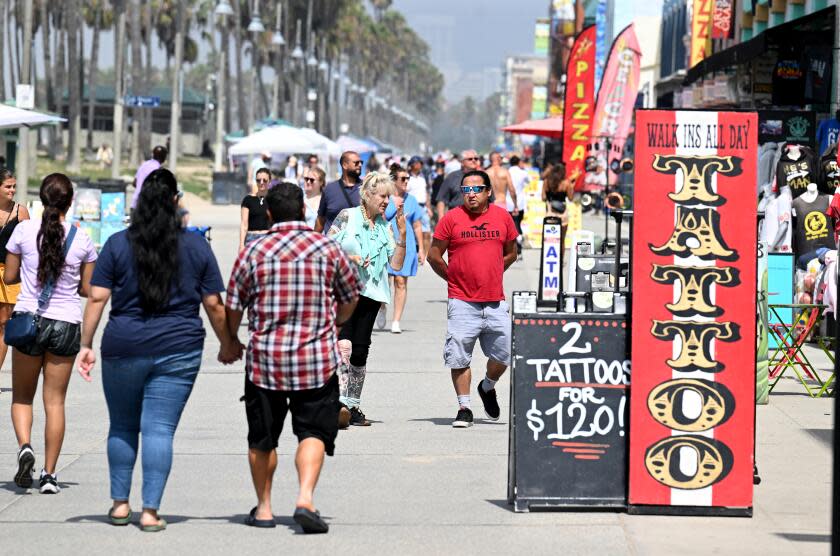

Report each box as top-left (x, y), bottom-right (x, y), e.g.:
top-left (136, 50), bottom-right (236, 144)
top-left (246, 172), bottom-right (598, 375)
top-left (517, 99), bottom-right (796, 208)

top-left (408, 155), bottom-right (423, 166)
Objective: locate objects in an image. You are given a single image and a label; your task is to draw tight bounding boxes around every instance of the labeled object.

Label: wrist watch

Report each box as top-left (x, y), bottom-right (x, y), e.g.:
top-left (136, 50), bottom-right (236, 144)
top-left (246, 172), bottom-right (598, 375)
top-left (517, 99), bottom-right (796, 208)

top-left (395, 239), bottom-right (406, 247)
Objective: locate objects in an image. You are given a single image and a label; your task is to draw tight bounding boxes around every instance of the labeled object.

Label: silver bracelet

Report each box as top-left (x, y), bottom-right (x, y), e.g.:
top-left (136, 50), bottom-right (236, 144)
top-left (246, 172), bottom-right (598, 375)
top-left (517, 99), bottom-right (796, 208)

top-left (395, 240), bottom-right (406, 247)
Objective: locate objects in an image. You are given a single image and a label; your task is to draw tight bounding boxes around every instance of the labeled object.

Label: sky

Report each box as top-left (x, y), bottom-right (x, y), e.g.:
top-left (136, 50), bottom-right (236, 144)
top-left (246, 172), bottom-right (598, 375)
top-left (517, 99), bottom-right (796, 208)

top-left (393, 0), bottom-right (664, 103)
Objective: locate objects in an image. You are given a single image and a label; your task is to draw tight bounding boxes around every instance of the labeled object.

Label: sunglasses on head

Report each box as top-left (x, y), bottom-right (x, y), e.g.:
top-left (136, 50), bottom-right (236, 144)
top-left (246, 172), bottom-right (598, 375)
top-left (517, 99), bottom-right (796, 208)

top-left (460, 185), bottom-right (486, 194)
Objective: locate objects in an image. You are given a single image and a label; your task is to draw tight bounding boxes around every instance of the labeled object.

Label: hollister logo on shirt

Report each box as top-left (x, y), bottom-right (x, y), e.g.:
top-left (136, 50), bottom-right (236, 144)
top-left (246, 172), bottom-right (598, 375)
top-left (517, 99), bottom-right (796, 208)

top-left (461, 223), bottom-right (501, 239)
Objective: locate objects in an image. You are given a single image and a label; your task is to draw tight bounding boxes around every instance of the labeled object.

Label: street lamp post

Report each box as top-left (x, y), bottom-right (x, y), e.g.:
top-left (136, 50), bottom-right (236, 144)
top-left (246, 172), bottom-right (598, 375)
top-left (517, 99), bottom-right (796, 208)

top-left (270, 2), bottom-right (285, 119)
top-left (214, 0), bottom-right (233, 172)
top-left (246, 0), bottom-right (265, 134)
top-left (306, 32), bottom-right (318, 130)
top-left (290, 19), bottom-right (304, 126)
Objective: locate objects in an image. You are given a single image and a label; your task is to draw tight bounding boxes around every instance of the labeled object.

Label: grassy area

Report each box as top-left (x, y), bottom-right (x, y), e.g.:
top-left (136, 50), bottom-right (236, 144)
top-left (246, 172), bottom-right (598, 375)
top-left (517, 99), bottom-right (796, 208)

top-left (32, 153), bottom-right (213, 200)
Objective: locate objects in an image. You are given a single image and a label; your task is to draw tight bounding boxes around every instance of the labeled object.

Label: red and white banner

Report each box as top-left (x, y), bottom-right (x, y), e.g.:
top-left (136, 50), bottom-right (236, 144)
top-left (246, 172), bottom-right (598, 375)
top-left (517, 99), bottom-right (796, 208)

top-left (711, 0), bottom-right (734, 39)
top-left (591, 24), bottom-right (642, 184)
top-left (562, 25), bottom-right (596, 191)
top-left (629, 110), bottom-right (757, 511)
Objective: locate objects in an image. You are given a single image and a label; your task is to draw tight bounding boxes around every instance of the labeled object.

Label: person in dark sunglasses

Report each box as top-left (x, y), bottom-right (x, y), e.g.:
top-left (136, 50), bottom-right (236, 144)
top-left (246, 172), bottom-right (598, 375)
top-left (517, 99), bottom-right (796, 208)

top-left (240, 168), bottom-right (272, 248)
top-left (428, 169), bottom-right (518, 429)
top-left (314, 151), bottom-right (363, 233)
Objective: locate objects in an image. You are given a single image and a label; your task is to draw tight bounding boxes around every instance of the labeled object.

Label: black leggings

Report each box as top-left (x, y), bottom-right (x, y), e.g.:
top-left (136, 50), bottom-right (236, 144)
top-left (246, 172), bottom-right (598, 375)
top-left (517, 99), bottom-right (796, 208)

top-left (338, 295), bottom-right (380, 367)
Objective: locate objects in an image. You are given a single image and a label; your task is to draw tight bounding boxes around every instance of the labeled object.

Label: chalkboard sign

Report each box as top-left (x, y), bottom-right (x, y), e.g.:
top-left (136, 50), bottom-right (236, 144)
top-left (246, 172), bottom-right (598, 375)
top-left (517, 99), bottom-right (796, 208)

top-left (508, 314), bottom-right (630, 511)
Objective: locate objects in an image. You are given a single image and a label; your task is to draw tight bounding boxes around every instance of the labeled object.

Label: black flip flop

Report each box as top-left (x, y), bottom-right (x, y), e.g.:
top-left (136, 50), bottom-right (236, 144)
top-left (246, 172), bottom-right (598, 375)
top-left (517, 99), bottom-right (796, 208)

top-left (293, 507), bottom-right (328, 534)
top-left (244, 506), bottom-right (276, 528)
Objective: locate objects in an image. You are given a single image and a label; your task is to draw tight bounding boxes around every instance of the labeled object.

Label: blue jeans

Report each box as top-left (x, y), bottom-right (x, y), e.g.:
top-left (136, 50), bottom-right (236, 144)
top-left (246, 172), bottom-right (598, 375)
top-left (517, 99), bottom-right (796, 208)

top-left (101, 349), bottom-right (202, 510)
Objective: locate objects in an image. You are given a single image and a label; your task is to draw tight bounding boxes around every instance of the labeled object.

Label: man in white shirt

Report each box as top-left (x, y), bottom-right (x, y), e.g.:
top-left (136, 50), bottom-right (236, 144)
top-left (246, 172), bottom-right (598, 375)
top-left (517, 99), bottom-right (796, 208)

top-left (407, 156), bottom-right (431, 256)
top-left (507, 155), bottom-right (529, 257)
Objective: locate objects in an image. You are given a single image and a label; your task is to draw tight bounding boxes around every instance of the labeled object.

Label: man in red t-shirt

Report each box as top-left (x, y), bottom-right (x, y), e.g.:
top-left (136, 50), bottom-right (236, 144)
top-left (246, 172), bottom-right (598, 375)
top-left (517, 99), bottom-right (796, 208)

top-left (428, 170), bottom-right (518, 428)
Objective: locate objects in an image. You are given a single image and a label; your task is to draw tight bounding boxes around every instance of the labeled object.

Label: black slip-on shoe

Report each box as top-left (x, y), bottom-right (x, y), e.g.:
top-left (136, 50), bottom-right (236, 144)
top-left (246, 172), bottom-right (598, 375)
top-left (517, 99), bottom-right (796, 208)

top-left (452, 407), bottom-right (474, 428)
top-left (244, 506), bottom-right (276, 528)
top-left (477, 381), bottom-right (501, 421)
top-left (293, 507), bottom-right (328, 534)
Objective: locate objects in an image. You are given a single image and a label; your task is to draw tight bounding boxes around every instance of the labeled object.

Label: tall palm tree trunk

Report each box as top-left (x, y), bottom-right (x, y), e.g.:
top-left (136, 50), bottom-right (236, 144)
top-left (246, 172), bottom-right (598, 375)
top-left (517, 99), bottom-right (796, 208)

top-left (231, 0), bottom-right (245, 131)
top-left (6, 1), bottom-right (16, 89)
top-left (53, 7), bottom-right (66, 157)
top-left (111, 0), bottom-right (127, 179)
top-left (129, 0), bottom-right (142, 166)
top-left (0, 0), bottom-right (6, 101)
top-left (168, 0), bottom-right (185, 173)
top-left (66, 0), bottom-right (82, 172)
top-left (141, 2), bottom-right (154, 155)
top-left (40, 0), bottom-right (55, 150)
top-left (86, 4), bottom-right (101, 152)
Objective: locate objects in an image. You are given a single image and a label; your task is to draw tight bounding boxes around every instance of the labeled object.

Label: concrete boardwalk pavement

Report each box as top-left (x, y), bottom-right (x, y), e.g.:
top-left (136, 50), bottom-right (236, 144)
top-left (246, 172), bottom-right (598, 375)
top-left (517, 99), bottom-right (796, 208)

top-left (0, 198), bottom-right (833, 555)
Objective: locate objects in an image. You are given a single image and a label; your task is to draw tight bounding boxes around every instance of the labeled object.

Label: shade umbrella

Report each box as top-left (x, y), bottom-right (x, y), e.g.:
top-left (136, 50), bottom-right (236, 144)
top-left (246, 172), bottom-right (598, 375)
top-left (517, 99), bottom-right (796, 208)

top-left (501, 116), bottom-right (564, 139)
top-left (336, 134), bottom-right (377, 154)
top-left (0, 104), bottom-right (65, 128)
top-left (228, 125), bottom-right (320, 157)
top-left (299, 128), bottom-right (341, 158)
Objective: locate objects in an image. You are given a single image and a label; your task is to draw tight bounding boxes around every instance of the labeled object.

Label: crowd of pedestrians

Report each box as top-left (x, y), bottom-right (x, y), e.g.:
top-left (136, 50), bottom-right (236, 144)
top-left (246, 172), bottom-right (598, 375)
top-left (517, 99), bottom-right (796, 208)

top-left (2, 147), bottom-right (534, 533)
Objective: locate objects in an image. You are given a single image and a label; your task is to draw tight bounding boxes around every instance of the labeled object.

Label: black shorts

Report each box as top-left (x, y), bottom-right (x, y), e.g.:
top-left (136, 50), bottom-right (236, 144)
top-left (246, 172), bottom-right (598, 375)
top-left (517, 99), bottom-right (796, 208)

top-left (244, 373), bottom-right (339, 456)
top-left (13, 315), bottom-right (81, 357)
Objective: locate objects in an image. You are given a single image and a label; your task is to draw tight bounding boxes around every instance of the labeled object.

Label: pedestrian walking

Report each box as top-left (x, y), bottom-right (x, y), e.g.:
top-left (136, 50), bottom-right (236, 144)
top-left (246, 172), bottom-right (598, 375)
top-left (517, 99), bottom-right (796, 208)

top-left (434, 149), bottom-right (482, 222)
top-left (314, 151), bottom-right (363, 233)
top-left (132, 146), bottom-right (168, 210)
top-left (240, 168), bottom-right (272, 247)
top-left (507, 155), bottom-right (529, 258)
top-left (407, 156), bottom-right (432, 256)
top-left (225, 182), bottom-right (361, 533)
top-left (303, 166), bottom-right (326, 230)
top-left (427, 170), bottom-right (518, 428)
top-left (379, 165), bottom-right (424, 334)
top-left (0, 168), bottom-right (29, 373)
top-left (7, 173), bottom-right (98, 492)
top-left (487, 152), bottom-right (518, 211)
top-left (249, 151), bottom-right (272, 193)
top-left (77, 168), bottom-right (241, 532)
top-left (328, 171), bottom-right (406, 427)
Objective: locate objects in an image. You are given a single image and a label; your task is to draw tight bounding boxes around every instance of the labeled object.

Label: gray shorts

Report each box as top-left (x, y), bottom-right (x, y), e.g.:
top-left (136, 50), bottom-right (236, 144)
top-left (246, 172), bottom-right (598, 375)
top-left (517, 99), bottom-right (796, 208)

top-left (444, 298), bottom-right (511, 369)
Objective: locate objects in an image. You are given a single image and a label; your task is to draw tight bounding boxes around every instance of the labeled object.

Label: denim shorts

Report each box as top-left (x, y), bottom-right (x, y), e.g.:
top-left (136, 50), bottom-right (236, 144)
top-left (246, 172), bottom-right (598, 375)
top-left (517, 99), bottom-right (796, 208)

top-left (13, 315), bottom-right (81, 357)
top-left (419, 208), bottom-right (431, 233)
top-left (444, 298), bottom-right (511, 368)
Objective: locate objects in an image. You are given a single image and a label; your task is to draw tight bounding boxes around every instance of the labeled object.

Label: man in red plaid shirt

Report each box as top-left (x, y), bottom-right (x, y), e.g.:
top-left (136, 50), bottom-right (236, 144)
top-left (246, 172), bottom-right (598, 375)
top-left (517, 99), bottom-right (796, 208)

top-left (226, 182), bottom-right (360, 534)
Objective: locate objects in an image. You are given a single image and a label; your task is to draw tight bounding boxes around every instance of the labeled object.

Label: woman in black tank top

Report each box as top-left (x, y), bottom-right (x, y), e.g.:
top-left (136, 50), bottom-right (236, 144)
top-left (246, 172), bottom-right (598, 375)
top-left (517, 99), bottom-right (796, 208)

top-left (239, 167), bottom-right (271, 248)
top-left (0, 167), bottom-right (30, 370)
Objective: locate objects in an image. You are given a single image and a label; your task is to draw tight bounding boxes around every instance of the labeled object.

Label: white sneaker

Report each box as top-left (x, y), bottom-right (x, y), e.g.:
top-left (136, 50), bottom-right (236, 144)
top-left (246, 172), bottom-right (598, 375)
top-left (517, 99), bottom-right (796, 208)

top-left (375, 305), bottom-right (386, 330)
top-left (391, 321), bottom-right (402, 334)
top-left (39, 469), bottom-right (60, 494)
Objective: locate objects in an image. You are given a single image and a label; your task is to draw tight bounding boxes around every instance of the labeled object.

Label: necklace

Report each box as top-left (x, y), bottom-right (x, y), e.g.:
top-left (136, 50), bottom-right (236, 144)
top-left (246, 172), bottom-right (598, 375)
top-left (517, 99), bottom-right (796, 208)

top-left (360, 204), bottom-right (375, 227)
top-left (258, 195), bottom-right (265, 206)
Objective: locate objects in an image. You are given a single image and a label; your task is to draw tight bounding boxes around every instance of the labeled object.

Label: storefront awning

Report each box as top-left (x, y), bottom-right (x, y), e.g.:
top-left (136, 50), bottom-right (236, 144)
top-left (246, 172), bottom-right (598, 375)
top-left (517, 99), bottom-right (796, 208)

top-left (684, 6), bottom-right (834, 85)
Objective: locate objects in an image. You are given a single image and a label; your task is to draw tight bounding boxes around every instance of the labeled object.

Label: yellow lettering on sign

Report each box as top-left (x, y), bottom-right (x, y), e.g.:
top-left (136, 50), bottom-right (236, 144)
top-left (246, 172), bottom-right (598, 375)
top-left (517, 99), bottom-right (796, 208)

top-left (571, 123), bottom-right (589, 141)
top-left (572, 103), bottom-right (589, 120)
top-left (570, 144), bottom-right (586, 161)
top-left (575, 60), bottom-right (589, 76)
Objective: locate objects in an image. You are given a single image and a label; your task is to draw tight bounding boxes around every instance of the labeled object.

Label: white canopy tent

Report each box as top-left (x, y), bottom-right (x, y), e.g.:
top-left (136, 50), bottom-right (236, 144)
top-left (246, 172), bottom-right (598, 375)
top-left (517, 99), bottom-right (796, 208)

top-left (0, 104), bottom-right (65, 129)
top-left (228, 125), bottom-right (321, 158)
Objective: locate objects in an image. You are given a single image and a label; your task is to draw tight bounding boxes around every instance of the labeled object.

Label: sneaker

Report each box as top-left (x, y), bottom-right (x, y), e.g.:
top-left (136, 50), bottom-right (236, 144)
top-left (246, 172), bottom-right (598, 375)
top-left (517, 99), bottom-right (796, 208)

top-left (375, 305), bottom-right (386, 330)
top-left (349, 407), bottom-right (371, 426)
top-left (452, 407), bottom-right (474, 428)
top-left (391, 321), bottom-right (402, 334)
top-left (477, 381), bottom-right (501, 421)
top-left (14, 444), bottom-right (35, 488)
top-left (39, 470), bottom-right (60, 494)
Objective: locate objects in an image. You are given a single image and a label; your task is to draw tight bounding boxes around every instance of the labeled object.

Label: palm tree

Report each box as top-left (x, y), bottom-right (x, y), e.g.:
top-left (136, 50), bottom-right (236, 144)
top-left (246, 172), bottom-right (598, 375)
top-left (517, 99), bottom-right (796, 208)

top-left (168, 0), bottom-right (185, 172)
top-left (230, 0), bottom-right (245, 131)
top-left (84, 0), bottom-right (112, 152)
top-left (66, 0), bottom-right (82, 172)
top-left (111, 0), bottom-right (127, 179)
top-left (0, 0), bottom-right (6, 101)
top-left (129, 0), bottom-right (143, 166)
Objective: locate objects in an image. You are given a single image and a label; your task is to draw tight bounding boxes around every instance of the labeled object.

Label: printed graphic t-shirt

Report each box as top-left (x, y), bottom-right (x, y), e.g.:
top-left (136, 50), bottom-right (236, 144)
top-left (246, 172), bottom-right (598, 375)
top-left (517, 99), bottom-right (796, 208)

top-left (777, 147), bottom-right (818, 198)
top-left (433, 204), bottom-right (518, 302)
top-left (792, 194), bottom-right (835, 255)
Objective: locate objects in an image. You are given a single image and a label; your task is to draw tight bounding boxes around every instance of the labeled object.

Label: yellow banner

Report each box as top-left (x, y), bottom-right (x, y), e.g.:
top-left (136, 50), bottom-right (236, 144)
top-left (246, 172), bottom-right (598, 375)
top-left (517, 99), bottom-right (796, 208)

top-left (690, 0), bottom-right (713, 68)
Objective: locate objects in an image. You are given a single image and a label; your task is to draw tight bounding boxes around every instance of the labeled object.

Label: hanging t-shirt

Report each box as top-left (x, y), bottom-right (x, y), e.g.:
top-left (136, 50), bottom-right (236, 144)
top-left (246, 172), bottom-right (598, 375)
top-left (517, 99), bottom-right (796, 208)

top-left (819, 146), bottom-right (840, 194)
top-left (776, 146), bottom-right (818, 198)
top-left (772, 56), bottom-right (805, 106)
top-left (433, 204), bottom-right (518, 302)
top-left (792, 194), bottom-right (834, 255)
top-left (816, 118), bottom-right (840, 154)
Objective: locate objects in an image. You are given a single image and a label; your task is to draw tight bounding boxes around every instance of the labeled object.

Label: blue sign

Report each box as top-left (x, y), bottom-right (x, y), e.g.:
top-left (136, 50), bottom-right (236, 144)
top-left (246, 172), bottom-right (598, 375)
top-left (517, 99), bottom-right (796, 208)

top-left (125, 95), bottom-right (161, 108)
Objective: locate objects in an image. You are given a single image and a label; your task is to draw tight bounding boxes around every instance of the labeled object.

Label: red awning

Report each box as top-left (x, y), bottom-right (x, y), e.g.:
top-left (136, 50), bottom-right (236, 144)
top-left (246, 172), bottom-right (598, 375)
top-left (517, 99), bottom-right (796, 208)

top-left (501, 116), bottom-right (564, 139)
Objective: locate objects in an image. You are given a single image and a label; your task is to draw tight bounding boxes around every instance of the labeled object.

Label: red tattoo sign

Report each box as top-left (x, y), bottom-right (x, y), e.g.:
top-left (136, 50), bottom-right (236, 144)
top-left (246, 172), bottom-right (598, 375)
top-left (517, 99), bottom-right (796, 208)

top-left (562, 25), bottom-right (596, 191)
top-left (629, 110), bottom-right (757, 513)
